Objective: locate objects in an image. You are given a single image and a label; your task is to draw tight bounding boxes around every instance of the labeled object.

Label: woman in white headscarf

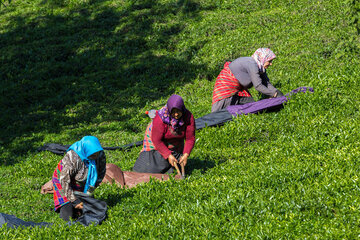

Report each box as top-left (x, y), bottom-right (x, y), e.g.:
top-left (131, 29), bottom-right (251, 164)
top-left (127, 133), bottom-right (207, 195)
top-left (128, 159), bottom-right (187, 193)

top-left (211, 48), bottom-right (283, 112)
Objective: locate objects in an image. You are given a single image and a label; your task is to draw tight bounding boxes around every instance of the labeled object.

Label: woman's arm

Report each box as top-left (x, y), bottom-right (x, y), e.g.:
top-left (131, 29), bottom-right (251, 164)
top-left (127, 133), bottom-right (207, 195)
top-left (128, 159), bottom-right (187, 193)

top-left (95, 151), bottom-right (106, 187)
top-left (183, 113), bottom-right (196, 155)
top-left (179, 114), bottom-right (195, 166)
top-left (260, 73), bottom-right (277, 94)
top-left (248, 64), bottom-right (277, 97)
top-left (151, 115), bottom-right (172, 159)
top-left (59, 151), bottom-right (79, 203)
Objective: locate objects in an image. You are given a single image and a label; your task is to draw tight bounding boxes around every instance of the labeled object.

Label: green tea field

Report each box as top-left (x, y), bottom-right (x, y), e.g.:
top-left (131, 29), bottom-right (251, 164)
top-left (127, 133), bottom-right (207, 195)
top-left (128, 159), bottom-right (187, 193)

top-left (1, 0), bottom-right (360, 238)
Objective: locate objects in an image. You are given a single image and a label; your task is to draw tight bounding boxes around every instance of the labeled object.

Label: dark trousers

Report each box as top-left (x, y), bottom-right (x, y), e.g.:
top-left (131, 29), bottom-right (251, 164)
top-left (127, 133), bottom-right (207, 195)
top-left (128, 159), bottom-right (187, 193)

top-left (230, 94), bottom-right (255, 105)
top-left (59, 203), bottom-right (82, 221)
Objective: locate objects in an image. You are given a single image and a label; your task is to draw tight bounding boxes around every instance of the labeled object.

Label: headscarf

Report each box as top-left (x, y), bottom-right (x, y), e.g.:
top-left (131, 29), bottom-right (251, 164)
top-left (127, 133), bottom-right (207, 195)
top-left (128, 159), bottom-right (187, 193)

top-left (157, 95), bottom-right (187, 130)
top-left (67, 136), bottom-right (103, 194)
top-left (251, 48), bottom-right (276, 73)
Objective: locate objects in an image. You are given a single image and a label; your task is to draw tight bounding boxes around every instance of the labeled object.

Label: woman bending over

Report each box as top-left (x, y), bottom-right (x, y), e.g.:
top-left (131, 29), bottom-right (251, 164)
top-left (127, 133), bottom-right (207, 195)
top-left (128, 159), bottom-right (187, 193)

top-left (52, 136), bottom-right (106, 221)
top-left (211, 48), bottom-right (283, 112)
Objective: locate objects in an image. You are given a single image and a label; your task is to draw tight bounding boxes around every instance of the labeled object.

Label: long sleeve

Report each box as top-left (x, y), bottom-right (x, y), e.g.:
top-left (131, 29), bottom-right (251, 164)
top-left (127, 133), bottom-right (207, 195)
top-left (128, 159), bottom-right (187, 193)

top-left (59, 151), bottom-right (78, 203)
top-left (151, 115), bottom-right (172, 159)
top-left (248, 64), bottom-right (277, 97)
top-left (95, 151), bottom-right (106, 187)
top-left (260, 72), bottom-right (277, 94)
top-left (183, 114), bottom-right (196, 155)
top-left (229, 57), bottom-right (278, 97)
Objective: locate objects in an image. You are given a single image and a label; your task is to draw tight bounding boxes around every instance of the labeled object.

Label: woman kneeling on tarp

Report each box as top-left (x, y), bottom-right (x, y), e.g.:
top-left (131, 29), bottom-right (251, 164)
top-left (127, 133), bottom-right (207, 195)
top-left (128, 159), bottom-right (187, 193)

top-left (133, 95), bottom-right (196, 174)
top-left (52, 136), bottom-right (106, 221)
top-left (211, 48), bottom-right (283, 112)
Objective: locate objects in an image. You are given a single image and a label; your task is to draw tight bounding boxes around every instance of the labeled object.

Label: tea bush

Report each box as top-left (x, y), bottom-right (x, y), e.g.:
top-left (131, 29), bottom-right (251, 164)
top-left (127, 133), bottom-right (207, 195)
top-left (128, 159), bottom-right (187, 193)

top-left (1, 0), bottom-right (360, 238)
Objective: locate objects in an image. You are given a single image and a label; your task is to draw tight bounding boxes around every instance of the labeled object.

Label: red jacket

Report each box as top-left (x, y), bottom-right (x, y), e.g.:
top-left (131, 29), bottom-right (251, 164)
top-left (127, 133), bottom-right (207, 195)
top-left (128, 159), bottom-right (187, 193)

top-left (151, 111), bottom-right (195, 159)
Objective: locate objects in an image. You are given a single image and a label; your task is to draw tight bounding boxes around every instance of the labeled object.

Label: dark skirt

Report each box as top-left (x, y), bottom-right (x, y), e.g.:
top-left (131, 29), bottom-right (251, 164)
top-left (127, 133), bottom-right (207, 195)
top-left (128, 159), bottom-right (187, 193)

top-left (133, 150), bottom-right (182, 174)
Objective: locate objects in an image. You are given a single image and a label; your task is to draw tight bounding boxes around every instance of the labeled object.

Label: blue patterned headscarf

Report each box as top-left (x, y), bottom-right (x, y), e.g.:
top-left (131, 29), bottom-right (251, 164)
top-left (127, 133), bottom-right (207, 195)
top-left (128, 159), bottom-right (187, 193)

top-left (67, 136), bottom-right (103, 194)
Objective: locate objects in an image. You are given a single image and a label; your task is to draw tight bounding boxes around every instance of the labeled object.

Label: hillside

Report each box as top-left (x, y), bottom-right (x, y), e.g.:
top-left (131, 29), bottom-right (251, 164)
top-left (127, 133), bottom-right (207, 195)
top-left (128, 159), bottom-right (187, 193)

top-left (1, 0), bottom-right (360, 238)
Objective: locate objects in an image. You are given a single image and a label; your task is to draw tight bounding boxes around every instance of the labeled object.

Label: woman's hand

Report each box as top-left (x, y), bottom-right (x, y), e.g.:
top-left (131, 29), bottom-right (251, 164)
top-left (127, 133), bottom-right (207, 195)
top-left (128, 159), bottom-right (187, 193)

top-left (74, 202), bottom-right (83, 210)
top-left (273, 90), bottom-right (284, 98)
top-left (276, 90), bottom-right (284, 97)
top-left (168, 154), bottom-right (178, 167)
top-left (179, 153), bottom-right (189, 166)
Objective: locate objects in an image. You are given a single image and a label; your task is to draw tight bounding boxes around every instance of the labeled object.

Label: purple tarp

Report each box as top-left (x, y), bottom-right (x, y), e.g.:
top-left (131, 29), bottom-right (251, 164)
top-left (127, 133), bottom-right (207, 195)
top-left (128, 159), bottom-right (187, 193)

top-left (226, 87), bottom-right (314, 116)
top-left (39, 87), bottom-right (313, 155)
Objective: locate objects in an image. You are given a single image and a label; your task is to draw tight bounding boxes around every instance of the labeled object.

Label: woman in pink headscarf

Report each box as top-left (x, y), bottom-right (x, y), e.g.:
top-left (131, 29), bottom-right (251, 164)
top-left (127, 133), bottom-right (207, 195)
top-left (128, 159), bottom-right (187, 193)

top-left (211, 48), bottom-right (283, 112)
top-left (133, 95), bottom-right (196, 174)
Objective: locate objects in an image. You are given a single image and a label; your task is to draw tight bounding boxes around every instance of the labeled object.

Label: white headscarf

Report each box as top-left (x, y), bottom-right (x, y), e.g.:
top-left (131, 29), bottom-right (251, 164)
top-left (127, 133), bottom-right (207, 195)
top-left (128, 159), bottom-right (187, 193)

top-left (251, 48), bottom-right (276, 73)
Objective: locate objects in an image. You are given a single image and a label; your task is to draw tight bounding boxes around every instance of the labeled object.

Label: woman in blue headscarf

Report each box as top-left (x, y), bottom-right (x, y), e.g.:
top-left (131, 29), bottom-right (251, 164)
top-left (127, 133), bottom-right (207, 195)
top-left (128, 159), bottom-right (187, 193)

top-left (52, 136), bottom-right (106, 221)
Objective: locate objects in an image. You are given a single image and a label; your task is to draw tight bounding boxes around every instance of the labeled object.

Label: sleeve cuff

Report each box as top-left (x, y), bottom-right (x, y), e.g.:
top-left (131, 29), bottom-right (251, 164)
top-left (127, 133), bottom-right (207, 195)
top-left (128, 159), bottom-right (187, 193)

top-left (163, 151), bottom-right (171, 160)
top-left (71, 198), bottom-right (81, 207)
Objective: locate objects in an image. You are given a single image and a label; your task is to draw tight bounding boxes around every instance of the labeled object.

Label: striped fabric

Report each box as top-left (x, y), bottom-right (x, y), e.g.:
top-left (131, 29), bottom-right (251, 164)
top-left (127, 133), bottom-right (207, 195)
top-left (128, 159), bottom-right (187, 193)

top-left (52, 160), bottom-right (83, 211)
top-left (52, 160), bottom-right (69, 211)
top-left (212, 62), bottom-right (251, 105)
top-left (142, 122), bottom-right (156, 152)
top-left (141, 121), bottom-right (176, 152)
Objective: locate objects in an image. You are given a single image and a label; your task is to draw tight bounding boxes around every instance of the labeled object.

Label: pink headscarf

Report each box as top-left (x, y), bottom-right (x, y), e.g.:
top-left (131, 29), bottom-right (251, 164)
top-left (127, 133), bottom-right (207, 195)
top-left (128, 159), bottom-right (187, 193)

top-left (251, 48), bottom-right (276, 73)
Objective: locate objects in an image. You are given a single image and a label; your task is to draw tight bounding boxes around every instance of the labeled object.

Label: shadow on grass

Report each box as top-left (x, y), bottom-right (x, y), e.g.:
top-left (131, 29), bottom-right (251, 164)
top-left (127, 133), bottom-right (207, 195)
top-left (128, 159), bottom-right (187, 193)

top-left (185, 157), bottom-right (226, 176)
top-left (0, 0), bottom-right (211, 165)
top-left (102, 156), bottom-right (224, 208)
top-left (101, 191), bottom-right (135, 208)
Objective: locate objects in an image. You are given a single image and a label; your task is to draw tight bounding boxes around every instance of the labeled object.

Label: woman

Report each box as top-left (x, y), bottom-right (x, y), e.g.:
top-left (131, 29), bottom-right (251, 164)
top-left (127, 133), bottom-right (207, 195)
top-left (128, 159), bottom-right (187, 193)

top-left (133, 95), bottom-right (196, 174)
top-left (211, 48), bottom-right (283, 112)
top-left (52, 136), bottom-right (106, 221)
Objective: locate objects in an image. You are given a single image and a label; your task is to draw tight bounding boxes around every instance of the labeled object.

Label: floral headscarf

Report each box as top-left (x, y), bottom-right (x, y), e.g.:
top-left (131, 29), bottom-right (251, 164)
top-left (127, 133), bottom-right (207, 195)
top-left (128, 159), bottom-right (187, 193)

top-left (251, 48), bottom-right (276, 73)
top-left (157, 95), bottom-right (187, 130)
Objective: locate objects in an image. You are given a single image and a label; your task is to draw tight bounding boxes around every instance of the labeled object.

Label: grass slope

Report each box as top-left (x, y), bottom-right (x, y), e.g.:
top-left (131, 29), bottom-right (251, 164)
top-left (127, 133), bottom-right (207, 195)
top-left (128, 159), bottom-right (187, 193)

top-left (0, 0), bottom-right (360, 238)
